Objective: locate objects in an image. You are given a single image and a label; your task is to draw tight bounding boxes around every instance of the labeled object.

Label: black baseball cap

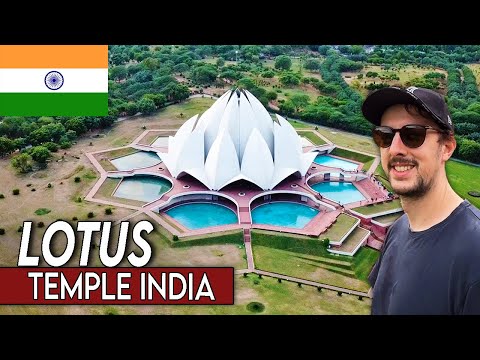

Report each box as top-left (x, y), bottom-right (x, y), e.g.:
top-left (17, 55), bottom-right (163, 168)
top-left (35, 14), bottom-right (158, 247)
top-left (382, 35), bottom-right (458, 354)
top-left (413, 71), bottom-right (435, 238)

top-left (362, 86), bottom-right (454, 132)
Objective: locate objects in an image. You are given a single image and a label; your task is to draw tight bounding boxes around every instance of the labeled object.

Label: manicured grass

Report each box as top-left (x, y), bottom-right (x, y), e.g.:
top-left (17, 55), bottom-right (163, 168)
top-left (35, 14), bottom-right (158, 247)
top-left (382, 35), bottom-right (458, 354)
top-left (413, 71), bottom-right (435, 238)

top-left (155, 97), bottom-right (215, 120)
top-left (373, 211), bottom-right (404, 224)
top-left (316, 126), bottom-right (379, 155)
top-left (34, 208), bottom-right (51, 215)
top-left (446, 160), bottom-right (480, 209)
top-left (353, 199), bottom-right (402, 215)
top-left (353, 247), bottom-right (380, 283)
top-left (320, 214), bottom-right (357, 242)
top-left (374, 164), bottom-right (393, 192)
top-left (251, 229), bottom-right (379, 292)
top-left (174, 230), bottom-right (244, 247)
top-left (301, 131), bottom-right (327, 145)
top-left (288, 120), bottom-right (314, 129)
top-left (93, 178), bottom-right (120, 198)
top-left (335, 227), bottom-right (369, 253)
top-left (330, 147), bottom-right (375, 166)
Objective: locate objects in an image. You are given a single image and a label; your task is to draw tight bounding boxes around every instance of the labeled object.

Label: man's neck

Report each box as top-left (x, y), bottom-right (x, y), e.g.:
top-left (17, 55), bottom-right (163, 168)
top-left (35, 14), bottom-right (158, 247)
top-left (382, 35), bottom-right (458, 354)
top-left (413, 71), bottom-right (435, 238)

top-left (400, 179), bottom-right (463, 232)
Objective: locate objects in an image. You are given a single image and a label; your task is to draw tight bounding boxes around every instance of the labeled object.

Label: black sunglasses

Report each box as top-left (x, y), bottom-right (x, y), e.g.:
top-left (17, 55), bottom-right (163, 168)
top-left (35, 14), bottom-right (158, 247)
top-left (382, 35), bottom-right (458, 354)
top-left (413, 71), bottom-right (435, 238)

top-left (373, 124), bottom-right (445, 149)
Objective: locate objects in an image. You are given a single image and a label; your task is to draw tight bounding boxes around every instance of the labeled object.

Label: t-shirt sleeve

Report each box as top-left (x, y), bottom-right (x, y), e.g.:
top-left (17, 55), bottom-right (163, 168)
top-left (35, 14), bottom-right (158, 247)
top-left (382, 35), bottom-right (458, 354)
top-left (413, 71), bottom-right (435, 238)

top-left (462, 280), bottom-right (480, 315)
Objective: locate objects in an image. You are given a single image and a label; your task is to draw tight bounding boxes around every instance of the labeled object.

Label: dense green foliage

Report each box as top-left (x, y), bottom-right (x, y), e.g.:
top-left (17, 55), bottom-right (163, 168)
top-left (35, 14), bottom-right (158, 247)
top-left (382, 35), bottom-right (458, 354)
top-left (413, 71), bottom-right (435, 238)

top-left (1, 45), bottom-right (479, 164)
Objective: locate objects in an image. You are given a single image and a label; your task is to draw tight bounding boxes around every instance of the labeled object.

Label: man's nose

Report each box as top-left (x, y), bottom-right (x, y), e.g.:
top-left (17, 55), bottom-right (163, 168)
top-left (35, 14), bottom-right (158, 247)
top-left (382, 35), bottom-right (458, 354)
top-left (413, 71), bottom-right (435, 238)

top-left (388, 132), bottom-right (408, 156)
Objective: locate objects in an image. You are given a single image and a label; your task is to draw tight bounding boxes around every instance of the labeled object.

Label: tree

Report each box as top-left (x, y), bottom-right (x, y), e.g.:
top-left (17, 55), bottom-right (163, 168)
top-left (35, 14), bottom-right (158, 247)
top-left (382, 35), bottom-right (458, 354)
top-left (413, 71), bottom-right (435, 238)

top-left (138, 97), bottom-right (156, 115)
top-left (317, 45), bottom-right (330, 55)
top-left (459, 138), bottom-right (480, 163)
top-left (290, 94), bottom-right (310, 112)
top-left (11, 153), bottom-right (33, 173)
top-left (65, 117), bottom-right (88, 135)
top-left (216, 57), bottom-right (225, 68)
top-left (30, 146), bottom-right (51, 164)
top-left (191, 65), bottom-right (218, 85)
top-left (304, 58), bottom-right (321, 70)
top-left (275, 55), bottom-right (292, 70)
top-left (279, 72), bottom-right (301, 86)
top-left (110, 65), bottom-right (127, 81)
top-left (0, 136), bottom-right (15, 157)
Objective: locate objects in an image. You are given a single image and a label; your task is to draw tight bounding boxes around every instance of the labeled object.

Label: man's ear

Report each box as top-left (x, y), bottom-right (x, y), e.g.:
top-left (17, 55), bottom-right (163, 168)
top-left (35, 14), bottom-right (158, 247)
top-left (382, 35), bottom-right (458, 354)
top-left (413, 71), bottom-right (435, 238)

top-left (442, 135), bottom-right (456, 162)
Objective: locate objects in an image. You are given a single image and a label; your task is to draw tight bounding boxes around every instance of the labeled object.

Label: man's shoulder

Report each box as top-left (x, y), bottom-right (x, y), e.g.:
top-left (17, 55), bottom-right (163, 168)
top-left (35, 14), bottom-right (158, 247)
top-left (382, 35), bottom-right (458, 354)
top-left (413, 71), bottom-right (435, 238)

top-left (454, 201), bottom-right (480, 236)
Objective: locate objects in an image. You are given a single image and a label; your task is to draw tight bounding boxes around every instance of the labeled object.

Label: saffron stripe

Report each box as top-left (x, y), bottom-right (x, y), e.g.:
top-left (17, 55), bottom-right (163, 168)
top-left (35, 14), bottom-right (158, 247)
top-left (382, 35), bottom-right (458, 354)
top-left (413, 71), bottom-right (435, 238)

top-left (0, 45), bottom-right (108, 68)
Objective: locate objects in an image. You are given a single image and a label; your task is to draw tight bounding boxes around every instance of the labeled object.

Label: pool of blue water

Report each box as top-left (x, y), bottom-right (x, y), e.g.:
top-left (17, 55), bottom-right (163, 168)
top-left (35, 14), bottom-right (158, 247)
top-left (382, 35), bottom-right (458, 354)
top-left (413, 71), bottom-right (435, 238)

top-left (311, 181), bottom-right (366, 204)
top-left (251, 202), bottom-right (319, 229)
top-left (314, 155), bottom-right (358, 171)
top-left (114, 175), bottom-right (171, 203)
top-left (165, 203), bottom-right (238, 230)
top-left (111, 151), bottom-right (161, 171)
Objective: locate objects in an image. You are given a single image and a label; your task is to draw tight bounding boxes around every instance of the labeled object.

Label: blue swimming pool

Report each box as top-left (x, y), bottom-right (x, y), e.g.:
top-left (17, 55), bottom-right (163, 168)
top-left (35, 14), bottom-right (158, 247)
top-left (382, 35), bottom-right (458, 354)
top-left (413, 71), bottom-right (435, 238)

top-left (251, 202), bottom-right (319, 229)
top-left (114, 175), bottom-right (171, 203)
top-left (111, 151), bottom-right (161, 171)
top-left (311, 182), bottom-right (366, 204)
top-left (165, 203), bottom-right (238, 230)
top-left (314, 155), bottom-right (358, 171)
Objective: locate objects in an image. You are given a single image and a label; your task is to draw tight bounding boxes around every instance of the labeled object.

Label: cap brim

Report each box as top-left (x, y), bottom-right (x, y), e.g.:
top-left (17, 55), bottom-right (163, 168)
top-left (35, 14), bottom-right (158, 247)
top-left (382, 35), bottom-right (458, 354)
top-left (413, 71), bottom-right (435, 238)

top-left (362, 87), bottom-right (418, 126)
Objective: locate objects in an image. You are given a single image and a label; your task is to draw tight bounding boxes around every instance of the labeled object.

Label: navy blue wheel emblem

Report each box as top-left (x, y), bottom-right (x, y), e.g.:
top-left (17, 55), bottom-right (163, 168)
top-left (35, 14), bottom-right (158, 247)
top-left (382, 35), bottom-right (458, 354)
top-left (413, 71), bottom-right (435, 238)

top-left (44, 71), bottom-right (64, 90)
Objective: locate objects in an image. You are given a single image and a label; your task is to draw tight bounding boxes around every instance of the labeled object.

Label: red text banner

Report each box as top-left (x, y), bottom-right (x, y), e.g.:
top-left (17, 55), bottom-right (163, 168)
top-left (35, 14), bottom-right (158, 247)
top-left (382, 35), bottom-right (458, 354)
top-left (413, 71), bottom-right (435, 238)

top-left (0, 267), bottom-right (234, 305)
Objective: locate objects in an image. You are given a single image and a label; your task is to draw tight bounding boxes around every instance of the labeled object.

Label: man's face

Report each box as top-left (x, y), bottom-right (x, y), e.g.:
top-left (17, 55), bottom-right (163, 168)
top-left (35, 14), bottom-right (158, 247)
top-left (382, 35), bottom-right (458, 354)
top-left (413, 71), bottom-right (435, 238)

top-left (379, 104), bottom-right (448, 199)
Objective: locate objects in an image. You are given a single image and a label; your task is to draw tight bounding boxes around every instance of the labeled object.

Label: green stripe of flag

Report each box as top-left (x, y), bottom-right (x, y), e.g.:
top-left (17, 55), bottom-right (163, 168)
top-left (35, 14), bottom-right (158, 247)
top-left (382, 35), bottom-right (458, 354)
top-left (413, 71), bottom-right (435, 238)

top-left (0, 93), bottom-right (108, 116)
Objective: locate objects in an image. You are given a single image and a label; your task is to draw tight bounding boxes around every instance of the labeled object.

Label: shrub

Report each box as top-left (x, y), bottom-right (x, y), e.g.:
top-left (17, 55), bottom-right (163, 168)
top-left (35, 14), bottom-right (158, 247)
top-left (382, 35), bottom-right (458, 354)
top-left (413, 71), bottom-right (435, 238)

top-left (74, 177), bottom-right (81, 183)
top-left (172, 235), bottom-right (179, 241)
top-left (17, 226), bottom-right (23, 232)
top-left (34, 208), bottom-right (51, 215)
top-left (12, 189), bottom-right (20, 195)
top-left (0, 229), bottom-right (5, 235)
top-left (105, 208), bottom-right (113, 215)
top-left (87, 212), bottom-right (94, 218)
top-left (47, 183), bottom-right (52, 188)
top-left (37, 222), bottom-right (45, 228)
top-left (0, 194), bottom-right (4, 199)
top-left (75, 197), bottom-right (82, 203)
top-left (31, 188), bottom-right (36, 192)
top-left (26, 183), bottom-right (32, 187)
top-left (72, 217), bottom-right (78, 221)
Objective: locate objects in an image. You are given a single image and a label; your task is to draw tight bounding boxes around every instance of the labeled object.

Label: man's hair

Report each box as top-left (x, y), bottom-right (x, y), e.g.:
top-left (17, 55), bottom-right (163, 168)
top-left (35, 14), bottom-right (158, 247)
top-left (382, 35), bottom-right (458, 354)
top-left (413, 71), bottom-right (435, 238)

top-left (404, 103), bottom-right (454, 143)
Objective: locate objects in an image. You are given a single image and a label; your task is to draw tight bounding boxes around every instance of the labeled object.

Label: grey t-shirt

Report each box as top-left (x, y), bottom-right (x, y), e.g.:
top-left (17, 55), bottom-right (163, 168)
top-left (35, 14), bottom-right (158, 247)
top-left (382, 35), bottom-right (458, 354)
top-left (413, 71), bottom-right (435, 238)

top-left (368, 200), bottom-right (480, 315)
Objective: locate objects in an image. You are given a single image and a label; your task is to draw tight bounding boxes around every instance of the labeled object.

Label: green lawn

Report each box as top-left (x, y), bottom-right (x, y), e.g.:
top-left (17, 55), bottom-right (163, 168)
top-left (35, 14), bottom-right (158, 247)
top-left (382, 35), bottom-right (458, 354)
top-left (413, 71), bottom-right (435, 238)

top-left (288, 120), bottom-right (314, 129)
top-left (372, 211), bottom-right (404, 224)
top-left (353, 199), bottom-right (402, 215)
top-left (446, 160), bottom-right (480, 209)
top-left (301, 131), bottom-right (327, 145)
top-left (335, 227), bottom-right (369, 253)
top-left (154, 97), bottom-right (215, 121)
top-left (374, 164), bottom-right (393, 192)
top-left (251, 229), bottom-right (379, 292)
top-left (316, 126), bottom-right (380, 155)
top-left (353, 247), bottom-right (380, 282)
top-left (320, 213), bottom-right (357, 242)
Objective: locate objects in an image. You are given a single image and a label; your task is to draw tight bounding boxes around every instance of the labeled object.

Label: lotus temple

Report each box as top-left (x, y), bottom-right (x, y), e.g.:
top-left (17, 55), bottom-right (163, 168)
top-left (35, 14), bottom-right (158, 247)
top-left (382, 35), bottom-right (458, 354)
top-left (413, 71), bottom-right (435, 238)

top-left (86, 89), bottom-right (403, 257)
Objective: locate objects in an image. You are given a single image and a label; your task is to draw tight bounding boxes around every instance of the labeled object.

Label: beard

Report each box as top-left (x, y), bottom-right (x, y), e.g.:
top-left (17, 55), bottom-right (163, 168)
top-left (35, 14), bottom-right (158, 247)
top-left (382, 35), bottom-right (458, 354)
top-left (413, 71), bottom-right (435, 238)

top-left (387, 156), bottom-right (436, 199)
top-left (390, 172), bottom-right (435, 199)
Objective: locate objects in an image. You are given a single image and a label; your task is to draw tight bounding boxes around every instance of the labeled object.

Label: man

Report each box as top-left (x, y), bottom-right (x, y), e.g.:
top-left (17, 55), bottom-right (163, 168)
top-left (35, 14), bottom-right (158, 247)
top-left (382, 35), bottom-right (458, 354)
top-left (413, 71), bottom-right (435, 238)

top-left (361, 86), bottom-right (480, 315)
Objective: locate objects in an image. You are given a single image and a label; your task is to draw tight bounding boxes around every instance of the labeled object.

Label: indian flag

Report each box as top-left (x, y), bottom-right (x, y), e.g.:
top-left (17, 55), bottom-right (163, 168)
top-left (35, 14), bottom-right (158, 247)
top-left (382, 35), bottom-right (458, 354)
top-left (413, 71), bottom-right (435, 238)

top-left (0, 45), bottom-right (108, 116)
